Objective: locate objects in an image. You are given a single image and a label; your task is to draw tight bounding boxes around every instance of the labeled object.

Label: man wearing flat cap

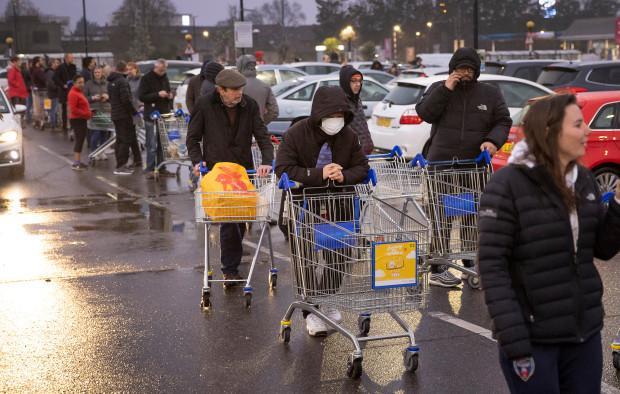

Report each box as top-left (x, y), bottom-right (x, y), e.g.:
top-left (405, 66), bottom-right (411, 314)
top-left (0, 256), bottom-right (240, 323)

top-left (187, 69), bottom-right (274, 286)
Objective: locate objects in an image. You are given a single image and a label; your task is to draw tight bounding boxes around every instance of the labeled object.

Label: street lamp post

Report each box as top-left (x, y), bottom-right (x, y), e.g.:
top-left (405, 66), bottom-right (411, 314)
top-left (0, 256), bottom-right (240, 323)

top-left (473, 0), bottom-right (479, 49)
top-left (11, 0), bottom-right (18, 54)
top-left (82, 0), bottom-right (89, 56)
top-left (5, 37), bottom-right (13, 57)
top-left (526, 20), bottom-right (535, 52)
top-left (393, 25), bottom-right (402, 62)
top-left (340, 25), bottom-right (356, 62)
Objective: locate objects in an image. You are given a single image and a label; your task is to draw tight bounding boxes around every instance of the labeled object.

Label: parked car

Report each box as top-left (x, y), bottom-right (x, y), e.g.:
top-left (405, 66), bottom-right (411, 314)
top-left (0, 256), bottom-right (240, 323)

top-left (370, 74), bottom-right (553, 158)
top-left (137, 60), bottom-right (202, 93)
top-left (482, 60), bottom-right (558, 82)
top-left (537, 60), bottom-right (620, 93)
top-left (329, 69), bottom-right (396, 85)
top-left (173, 65), bottom-right (309, 113)
top-left (386, 67), bottom-right (449, 88)
top-left (0, 68), bottom-right (7, 92)
top-left (288, 62), bottom-right (342, 75)
top-left (0, 89), bottom-right (26, 179)
top-left (493, 91), bottom-right (620, 194)
top-left (269, 75), bottom-right (390, 135)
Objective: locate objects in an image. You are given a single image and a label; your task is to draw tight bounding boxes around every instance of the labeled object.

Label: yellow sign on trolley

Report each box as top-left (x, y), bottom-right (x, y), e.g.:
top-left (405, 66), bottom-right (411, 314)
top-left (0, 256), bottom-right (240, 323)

top-left (372, 241), bottom-right (418, 289)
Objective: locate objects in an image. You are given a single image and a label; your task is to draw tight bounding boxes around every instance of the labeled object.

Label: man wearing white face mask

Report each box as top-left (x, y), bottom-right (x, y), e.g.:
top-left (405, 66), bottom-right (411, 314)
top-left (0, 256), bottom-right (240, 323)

top-left (276, 85), bottom-right (369, 336)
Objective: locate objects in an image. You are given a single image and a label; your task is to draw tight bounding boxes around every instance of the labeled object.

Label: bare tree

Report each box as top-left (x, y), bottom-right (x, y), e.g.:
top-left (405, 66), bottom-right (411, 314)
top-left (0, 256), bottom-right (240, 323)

top-left (3, 0), bottom-right (39, 19)
top-left (260, 0), bottom-right (306, 27)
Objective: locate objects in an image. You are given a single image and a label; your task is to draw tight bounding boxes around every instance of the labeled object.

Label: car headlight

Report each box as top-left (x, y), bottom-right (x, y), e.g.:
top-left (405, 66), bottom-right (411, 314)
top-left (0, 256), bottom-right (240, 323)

top-left (0, 130), bottom-right (18, 143)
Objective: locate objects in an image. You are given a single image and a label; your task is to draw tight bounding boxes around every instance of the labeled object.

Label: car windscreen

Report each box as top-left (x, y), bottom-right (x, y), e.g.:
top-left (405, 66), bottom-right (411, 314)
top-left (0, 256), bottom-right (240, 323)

top-left (537, 67), bottom-right (578, 87)
top-left (272, 79), bottom-right (306, 96)
top-left (383, 84), bottom-right (426, 105)
top-left (0, 92), bottom-right (10, 113)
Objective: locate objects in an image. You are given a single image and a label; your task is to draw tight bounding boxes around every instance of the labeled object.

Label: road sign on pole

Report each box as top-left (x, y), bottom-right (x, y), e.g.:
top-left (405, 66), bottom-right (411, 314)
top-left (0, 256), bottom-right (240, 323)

top-left (234, 21), bottom-right (253, 48)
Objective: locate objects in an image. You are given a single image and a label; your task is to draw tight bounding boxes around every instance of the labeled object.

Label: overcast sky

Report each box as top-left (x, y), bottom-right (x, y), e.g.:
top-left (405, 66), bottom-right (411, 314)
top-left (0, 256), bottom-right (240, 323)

top-left (1, 0), bottom-right (318, 27)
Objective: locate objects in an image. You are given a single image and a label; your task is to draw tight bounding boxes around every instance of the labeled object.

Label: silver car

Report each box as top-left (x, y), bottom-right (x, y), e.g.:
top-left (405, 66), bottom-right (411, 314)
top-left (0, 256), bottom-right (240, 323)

top-left (269, 75), bottom-right (390, 136)
top-left (0, 89), bottom-right (26, 179)
top-left (288, 62), bottom-right (342, 75)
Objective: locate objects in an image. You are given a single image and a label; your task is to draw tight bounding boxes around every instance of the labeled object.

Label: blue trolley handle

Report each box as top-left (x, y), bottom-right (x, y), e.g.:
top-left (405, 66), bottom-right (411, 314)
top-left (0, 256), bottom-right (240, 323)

top-left (367, 146), bottom-right (403, 160)
top-left (200, 163), bottom-right (262, 177)
top-left (278, 169), bottom-right (376, 190)
top-left (409, 149), bottom-right (492, 167)
top-left (602, 191), bottom-right (614, 204)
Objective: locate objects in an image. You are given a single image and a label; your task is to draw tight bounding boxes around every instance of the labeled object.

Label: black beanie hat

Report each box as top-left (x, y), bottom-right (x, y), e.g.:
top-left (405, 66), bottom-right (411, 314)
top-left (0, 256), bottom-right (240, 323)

top-left (205, 62), bottom-right (224, 83)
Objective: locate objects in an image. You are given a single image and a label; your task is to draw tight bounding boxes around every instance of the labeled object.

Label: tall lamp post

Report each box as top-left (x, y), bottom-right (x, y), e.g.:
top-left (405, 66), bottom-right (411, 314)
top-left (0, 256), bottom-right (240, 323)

top-left (82, 0), bottom-right (89, 56)
top-left (5, 37), bottom-right (13, 57)
top-left (526, 20), bottom-right (535, 52)
top-left (340, 25), bottom-right (356, 62)
top-left (393, 25), bottom-right (402, 62)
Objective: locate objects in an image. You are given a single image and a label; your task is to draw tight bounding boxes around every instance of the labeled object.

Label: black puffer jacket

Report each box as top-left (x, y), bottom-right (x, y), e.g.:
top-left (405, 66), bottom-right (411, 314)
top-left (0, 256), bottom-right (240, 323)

top-left (415, 48), bottom-right (512, 161)
top-left (339, 65), bottom-right (374, 155)
top-left (138, 70), bottom-right (172, 119)
top-left (479, 160), bottom-right (620, 360)
top-left (107, 72), bottom-right (134, 121)
top-left (186, 93), bottom-right (273, 169)
top-left (53, 61), bottom-right (77, 103)
top-left (275, 86), bottom-right (369, 187)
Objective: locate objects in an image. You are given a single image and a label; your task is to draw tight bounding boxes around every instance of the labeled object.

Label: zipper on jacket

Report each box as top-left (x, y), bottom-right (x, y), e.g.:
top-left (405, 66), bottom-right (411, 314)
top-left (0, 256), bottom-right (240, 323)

top-left (460, 94), bottom-right (467, 143)
top-left (566, 209), bottom-right (584, 342)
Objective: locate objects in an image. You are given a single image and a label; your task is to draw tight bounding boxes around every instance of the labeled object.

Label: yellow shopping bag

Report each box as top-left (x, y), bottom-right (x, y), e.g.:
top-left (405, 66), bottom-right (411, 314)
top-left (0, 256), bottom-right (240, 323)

top-left (200, 162), bottom-right (257, 221)
top-left (44, 98), bottom-right (52, 110)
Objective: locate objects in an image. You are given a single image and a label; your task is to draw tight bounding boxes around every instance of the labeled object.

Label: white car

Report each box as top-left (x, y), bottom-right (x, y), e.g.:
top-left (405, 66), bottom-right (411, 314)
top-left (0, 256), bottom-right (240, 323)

top-left (173, 65), bottom-right (308, 114)
top-left (288, 62), bottom-right (342, 75)
top-left (269, 75), bottom-right (390, 136)
top-left (0, 90), bottom-right (26, 178)
top-left (0, 68), bottom-right (7, 92)
top-left (370, 74), bottom-right (554, 158)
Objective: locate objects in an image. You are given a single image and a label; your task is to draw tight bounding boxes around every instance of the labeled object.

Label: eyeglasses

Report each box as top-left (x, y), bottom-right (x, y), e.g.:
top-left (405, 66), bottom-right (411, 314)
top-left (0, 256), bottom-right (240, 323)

top-left (350, 80), bottom-right (362, 85)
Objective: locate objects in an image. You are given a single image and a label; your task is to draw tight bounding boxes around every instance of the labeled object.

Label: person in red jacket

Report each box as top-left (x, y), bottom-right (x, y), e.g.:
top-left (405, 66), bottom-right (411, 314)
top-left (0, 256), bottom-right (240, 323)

top-left (7, 56), bottom-right (28, 106)
top-left (67, 74), bottom-right (92, 170)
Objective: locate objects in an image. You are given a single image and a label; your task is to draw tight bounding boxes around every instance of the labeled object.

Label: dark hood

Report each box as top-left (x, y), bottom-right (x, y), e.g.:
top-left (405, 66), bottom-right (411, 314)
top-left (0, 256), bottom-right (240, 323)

top-left (199, 60), bottom-right (210, 78)
top-left (236, 55), bottom-right (257, 78)
top-left (107, 72), bottom-right (126, 83)
top-left (339, 65), bottom-right (363, 99)
top-left (309, 86), bottom-right (354, 127)
top-left (448, 47), bottom-right (481, 80)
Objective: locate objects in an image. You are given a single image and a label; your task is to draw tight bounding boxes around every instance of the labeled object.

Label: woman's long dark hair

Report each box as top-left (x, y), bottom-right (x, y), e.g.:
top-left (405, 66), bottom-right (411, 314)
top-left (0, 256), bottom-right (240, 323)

top-left (521, 94), bottom-right (578, 209)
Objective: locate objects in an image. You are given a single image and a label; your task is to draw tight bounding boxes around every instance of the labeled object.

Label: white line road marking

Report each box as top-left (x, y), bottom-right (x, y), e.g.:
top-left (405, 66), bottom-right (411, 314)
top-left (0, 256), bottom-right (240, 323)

top-left (242, 240), bottom-right (289, 261)
top-left (94, 176), bottom-right (165, 208)
top-left (428, 311), bottom-right (620, 394)
top-left (38, 144), bottom-right (74, 165)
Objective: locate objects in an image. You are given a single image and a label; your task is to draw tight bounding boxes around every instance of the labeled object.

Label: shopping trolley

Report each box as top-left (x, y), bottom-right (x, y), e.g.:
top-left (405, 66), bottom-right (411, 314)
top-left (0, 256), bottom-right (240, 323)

top-left (277, 171), bottom-right (432, 379)
top-left (412, 150), bottom-right (492, 289)
top-left (153, 110), bottom-right (193, 179)
top-left (367, 146), bottom-right (425, 200)
top-left (252, 135), bottom-right (281, 221)
top-left (194, 164), bottom-right (277, 309)
top-left (87, 112), bottom-right (116, 164)
top-left (31, 88), bottom-right (47, 130)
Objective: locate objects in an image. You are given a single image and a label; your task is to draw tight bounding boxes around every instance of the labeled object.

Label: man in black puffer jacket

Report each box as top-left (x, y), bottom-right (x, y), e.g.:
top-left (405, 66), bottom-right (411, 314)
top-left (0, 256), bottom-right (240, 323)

top-left (108, 61), bottom-right (140, 175)
top-left (415, 47), bottom-right (512, 288)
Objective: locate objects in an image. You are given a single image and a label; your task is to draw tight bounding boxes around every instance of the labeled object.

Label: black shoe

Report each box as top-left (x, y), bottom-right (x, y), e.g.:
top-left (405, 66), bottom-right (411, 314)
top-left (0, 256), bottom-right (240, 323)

top-left (429, 270), bottom-right (462, 288)
top-left (223, 273), bottom-right (244, 289)
top-left (159, 169), bottom-right (177, 178)
top-left (113, 167), bottom-right (133, 176)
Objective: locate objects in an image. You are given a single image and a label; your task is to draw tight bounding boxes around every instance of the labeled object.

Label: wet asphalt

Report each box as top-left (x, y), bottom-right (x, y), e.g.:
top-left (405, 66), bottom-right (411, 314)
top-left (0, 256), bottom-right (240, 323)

top-left (0, 125), bottom-right (619, 393)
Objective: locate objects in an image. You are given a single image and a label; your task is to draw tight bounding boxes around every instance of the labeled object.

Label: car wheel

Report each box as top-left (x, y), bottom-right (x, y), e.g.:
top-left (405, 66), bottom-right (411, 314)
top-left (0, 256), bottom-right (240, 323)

top-left (594, 167), bottom-right (619, 194)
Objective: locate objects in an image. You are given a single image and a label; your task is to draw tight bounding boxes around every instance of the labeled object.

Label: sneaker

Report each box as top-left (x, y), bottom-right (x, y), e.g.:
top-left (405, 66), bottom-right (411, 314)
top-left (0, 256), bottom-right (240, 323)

top-left (223, 273), bottom-right (243, 289)
top-left (78, 162), bottom-right (88, 169)
top-left (113, 167), bottom-right (133, 175)
top-left (132, 161), bottom-right (143, 169)
top-left (144, 171), bottom-right (156, 180)
top-left (71, 162), bottom-right (84, 171)
top-left (306, 314), bottom-right (329, 337)
top-left (429, 270), bottom-right (462, 288)
top-left (324, 307), bottom-right (343, 324)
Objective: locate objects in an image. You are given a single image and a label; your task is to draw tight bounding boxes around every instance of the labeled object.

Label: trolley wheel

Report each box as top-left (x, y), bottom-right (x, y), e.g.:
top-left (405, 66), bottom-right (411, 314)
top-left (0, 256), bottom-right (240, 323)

top-left (613, 352), bottom-right (620, 370)
top-left (279, 326), bottom-right (291, 343)
top-left (201, 292), bottom-right (211, 310)
top-left (244, 292), bottom-right (252, 309)
top-left (467, 275), bottom-right (481, 290)
top-left (358, 315), bottom-right (371, 337)
top-left (269, 273), bottom-right (278, 289)
top-left (346, 355), bottom-right (363, 379)
top-left (403, 351), bottom-right (419, 372)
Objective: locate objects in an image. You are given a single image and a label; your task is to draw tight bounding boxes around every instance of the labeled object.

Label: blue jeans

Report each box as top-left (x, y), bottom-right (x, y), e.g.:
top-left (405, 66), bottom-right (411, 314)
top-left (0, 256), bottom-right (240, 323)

top-left (25, 93), bottom-right (32, 122)
top-left (498, 332), bottom-right (602, 394)
top-left (144, 119), bottom-right (163, 172)
top-left (49, 98), bottom-right (59, 128)
top-left (89, 129), bottom-right (107, 152)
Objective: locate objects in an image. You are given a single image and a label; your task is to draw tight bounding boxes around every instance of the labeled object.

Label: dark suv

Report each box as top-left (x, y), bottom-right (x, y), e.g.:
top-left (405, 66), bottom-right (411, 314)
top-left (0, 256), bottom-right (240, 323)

top-left (536, 61), bottom-right (620, 93)
top-left (483, 60), bottom-right (558, 82)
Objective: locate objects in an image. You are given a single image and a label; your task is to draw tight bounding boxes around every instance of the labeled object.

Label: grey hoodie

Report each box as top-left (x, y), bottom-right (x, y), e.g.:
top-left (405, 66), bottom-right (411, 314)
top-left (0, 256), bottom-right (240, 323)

top-left (236, 55), bottom-right (279, 125)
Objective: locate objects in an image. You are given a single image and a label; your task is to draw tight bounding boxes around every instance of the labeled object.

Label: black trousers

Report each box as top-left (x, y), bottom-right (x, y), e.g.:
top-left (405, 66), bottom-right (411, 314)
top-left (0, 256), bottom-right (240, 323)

top-left (498, 332), bottom-right (602, 394)
top-left (61, 101), bottom-right (68, 131)
top-left (70, 118), bottom-right (88, 154)
top-left (220, 223), bottom-right (246, 275)
top-left (113, 118), bottom-right (136, 169)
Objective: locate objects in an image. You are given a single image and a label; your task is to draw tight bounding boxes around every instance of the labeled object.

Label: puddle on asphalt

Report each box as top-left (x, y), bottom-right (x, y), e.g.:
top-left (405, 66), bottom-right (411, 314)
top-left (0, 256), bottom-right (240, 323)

top-left (0, 193), bottom-right (190, 234)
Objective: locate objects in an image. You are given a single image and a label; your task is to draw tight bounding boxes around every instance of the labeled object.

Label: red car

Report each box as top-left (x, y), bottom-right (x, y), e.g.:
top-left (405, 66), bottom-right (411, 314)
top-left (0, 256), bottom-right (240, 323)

top-left (493, 91), bottom-right (620, 193)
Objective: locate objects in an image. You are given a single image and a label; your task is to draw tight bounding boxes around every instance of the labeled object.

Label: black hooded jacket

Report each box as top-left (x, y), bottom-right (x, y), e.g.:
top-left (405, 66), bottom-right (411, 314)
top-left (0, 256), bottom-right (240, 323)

top-left (339, 65), bottom-right (374, 155)
top-left (275, 86), bottom-right (369, 187)
top-left (415, 47), bottom-right (512, 161)
top-left (107, 72), bottom-right (134, 121)
top-left (138, 70), bottom-right (172, 119)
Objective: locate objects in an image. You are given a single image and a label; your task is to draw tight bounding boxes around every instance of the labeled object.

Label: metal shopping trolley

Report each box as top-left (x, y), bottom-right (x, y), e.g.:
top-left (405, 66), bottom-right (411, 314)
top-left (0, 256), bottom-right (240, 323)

top-left (154, 110), bottom-right (193, 179)
top-left (367, 146), bottom-right (425, 201)
top-left (87, 112), bottom-right (116, 165)
top-left (31, 88), bottom-right (47, 130)
top-left (194, 165), bottom-right (277, 309)
top-left (413, 150), bottom-right (492, 289)
top-left (252, 135), bottom-right (281, 222)
top-left (277, 172), bottom-right (431, 379)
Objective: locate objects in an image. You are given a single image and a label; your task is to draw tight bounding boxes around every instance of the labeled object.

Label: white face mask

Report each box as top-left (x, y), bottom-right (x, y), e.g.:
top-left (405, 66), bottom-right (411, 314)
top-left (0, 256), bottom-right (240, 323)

top-left (320, 117), bottom-right (345, 136)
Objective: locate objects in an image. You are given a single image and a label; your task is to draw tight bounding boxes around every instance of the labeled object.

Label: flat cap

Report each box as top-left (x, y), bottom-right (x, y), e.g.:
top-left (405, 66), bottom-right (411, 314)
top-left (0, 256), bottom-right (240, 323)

top-left (215, 69), bottom-right (247, 88)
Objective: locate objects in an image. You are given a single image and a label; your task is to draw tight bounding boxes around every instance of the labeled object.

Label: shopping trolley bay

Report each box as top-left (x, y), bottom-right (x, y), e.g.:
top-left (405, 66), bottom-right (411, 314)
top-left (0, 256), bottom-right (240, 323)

top-left (2, 128), bottom-right (620, 392)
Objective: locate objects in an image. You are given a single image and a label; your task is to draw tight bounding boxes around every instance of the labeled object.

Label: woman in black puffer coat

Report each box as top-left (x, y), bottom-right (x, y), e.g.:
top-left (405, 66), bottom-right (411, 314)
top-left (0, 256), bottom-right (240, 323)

top-left (478, 94), bottom-right (620, 394)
